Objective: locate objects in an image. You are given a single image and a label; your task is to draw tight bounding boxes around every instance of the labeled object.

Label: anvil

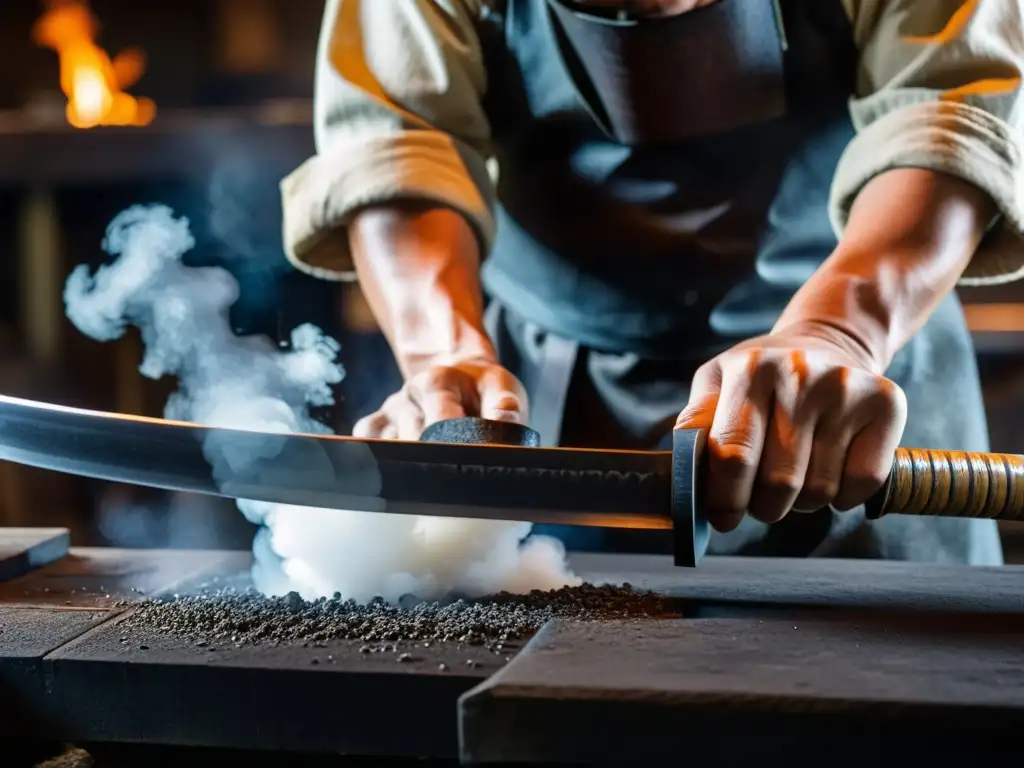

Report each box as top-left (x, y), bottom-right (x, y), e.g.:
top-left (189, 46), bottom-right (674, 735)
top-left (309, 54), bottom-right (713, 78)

top-left (0, 395), bottom-right (1020, 566)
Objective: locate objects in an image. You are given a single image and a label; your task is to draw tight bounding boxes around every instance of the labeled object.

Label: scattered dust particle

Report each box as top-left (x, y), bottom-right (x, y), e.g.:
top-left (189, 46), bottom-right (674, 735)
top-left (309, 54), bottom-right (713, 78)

top-left (438, 663), bottom-right (448, 672)
top-left (118, 582), bottom-right (678, 652)
top-left (33, 745), bottom-right (94, 768)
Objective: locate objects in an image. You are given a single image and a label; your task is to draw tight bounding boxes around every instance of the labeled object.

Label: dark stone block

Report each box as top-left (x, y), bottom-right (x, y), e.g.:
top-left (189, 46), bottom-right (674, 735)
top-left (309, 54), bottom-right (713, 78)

top-left (6, 548), bottom-right (1024, 760)
top-left (460, 612), bottom-right (1024, 763)
top-left (0, 547), bottom-right (244, 742)
top-left (45, 607), bottom-right (495, 757)
top-left (0, 547), bottom-right (245, 609)
top-left (570, 552), bottom-right (1024, 613)
top-left (0, 527), bottom-right (69, 581)
top-left (0, 606), bottom-right (110, 738)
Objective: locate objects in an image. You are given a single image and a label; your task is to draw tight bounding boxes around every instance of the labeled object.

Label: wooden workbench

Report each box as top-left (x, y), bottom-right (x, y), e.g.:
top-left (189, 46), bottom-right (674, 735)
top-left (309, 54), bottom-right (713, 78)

top-left (0, 529), bottom-right (1022, 763)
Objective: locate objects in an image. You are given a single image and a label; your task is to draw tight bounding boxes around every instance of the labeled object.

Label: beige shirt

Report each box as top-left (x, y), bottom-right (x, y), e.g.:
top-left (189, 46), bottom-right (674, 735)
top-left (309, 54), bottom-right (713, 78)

top-left (281, 0), bottom-right (1024, 287)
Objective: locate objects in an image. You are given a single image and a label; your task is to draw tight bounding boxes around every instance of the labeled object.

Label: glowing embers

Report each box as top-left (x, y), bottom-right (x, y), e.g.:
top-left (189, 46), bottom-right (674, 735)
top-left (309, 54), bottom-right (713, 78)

top-left (32, 0), bottom-right (155, 128)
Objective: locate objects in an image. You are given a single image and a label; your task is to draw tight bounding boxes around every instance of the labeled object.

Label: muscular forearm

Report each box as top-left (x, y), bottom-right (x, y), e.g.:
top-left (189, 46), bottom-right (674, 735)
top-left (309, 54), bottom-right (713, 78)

top-left (349, 204), bottom-right (495, 379)
top-left (774, 168), bottom-right (997, 373)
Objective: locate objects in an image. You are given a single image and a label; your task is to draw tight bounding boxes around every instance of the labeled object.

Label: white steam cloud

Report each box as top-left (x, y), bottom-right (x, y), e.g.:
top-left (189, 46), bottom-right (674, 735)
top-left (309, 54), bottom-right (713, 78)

top-left (65, 204), bottom-right (578, 602)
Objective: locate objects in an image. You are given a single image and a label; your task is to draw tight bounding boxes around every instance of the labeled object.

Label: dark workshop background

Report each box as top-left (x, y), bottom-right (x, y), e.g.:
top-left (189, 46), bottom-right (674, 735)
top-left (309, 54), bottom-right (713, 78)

top-left (0, 0), bottom-right (1021, 558)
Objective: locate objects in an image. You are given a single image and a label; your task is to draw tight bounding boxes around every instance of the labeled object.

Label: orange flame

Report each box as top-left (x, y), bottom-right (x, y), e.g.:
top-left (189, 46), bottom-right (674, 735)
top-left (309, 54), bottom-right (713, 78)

top-left (32, 0), bottom-right (155, 129)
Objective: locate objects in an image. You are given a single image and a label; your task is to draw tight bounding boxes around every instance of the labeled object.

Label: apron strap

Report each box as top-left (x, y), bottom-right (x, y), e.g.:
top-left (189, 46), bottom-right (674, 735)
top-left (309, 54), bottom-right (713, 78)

top-left (530, 331), bottom-right (579, 448)
top-left (483, 298), bottom-right (579, 449)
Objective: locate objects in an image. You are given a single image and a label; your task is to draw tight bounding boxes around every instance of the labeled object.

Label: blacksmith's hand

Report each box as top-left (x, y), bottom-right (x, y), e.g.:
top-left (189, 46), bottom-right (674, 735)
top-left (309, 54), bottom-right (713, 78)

top-left (674, 322), bottom-right (908, 532)
top-left (352, 357), bottom-right (528, 441)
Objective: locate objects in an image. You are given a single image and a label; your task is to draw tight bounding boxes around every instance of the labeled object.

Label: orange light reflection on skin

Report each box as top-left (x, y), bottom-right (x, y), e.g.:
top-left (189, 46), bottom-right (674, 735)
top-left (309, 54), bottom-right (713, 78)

top-left (31, 0), bottom-right (155, 129)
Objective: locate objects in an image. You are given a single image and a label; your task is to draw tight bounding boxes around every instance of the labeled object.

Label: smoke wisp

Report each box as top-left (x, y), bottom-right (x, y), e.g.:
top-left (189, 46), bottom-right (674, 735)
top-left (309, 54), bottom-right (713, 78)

top-left (64, 204), bottom-right (578, 602)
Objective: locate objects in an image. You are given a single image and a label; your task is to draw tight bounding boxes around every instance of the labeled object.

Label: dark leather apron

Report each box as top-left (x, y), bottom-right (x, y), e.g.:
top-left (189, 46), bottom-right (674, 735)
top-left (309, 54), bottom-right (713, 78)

top-left (479, 0), bottom-right (858, 359)
top-left (518, 0), bottom-right (791, 453)
top-left (547, 0), bottom-right (788, 145)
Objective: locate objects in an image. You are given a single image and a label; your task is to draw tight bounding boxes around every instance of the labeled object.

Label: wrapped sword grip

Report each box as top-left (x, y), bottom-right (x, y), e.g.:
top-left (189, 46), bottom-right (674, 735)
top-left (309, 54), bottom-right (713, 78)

top-left (865, 447), bottom-right (1024, 522)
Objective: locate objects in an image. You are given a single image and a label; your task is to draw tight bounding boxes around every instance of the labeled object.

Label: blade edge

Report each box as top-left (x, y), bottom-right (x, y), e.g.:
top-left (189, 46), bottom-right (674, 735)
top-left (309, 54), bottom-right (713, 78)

top-left (0, 395), bottom-right (674, 528)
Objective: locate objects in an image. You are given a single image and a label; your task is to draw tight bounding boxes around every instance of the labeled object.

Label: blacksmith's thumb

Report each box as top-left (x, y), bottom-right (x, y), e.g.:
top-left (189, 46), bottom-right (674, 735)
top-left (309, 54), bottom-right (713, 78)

top-left (675, 393), bottom-right (718, 431)
top-left (479, 382), bottom-right (527, 424)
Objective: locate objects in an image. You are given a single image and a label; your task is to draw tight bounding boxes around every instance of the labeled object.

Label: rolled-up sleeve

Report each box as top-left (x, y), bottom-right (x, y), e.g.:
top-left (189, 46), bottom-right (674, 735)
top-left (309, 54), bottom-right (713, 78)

top-left (280, 0), bottom-right (495, 281)
top-left (832, 0), bottom-right (1024, 285)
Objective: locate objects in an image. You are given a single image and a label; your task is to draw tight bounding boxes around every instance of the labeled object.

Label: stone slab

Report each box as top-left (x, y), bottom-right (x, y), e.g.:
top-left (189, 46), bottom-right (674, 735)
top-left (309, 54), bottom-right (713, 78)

top-left (571, 553), bottom-right (1024, 613)
top-left (0, 549), bottom-right (494, 756)
top-left (0, 547), bottom-right (244, 609)
top-left (0, 528), bottom-right (69, 581)
top-left (44, 604), bottom-right (498, 757)
top-left (0, 547), bottom-right (242, 741)
top-left (33, 555), bottom-right (498, 756)
top-left (0, 606), bottom-right (109, 738)
top-left (8, 549), bottom-right (1024, 759)
top-left (460, 611), bottom-right (1024, 763)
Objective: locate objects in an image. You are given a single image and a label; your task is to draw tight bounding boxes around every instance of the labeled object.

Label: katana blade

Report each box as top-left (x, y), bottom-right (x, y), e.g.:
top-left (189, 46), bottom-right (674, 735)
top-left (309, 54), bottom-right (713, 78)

top-left (0, 394), bottom-right (673, 529)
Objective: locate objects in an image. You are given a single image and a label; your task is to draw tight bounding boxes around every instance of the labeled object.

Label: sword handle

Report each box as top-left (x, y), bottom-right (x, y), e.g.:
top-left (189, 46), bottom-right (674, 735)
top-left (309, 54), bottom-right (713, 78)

top-left (865, 448), bottom-right (1024, 522)
top-left (419, 418), bottom-right (541, 448)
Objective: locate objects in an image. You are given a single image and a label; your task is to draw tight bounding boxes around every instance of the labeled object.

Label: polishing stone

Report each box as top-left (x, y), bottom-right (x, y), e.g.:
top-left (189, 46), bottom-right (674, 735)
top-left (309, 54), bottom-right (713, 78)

top-left (419, 418), bottom-right (540, 447)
